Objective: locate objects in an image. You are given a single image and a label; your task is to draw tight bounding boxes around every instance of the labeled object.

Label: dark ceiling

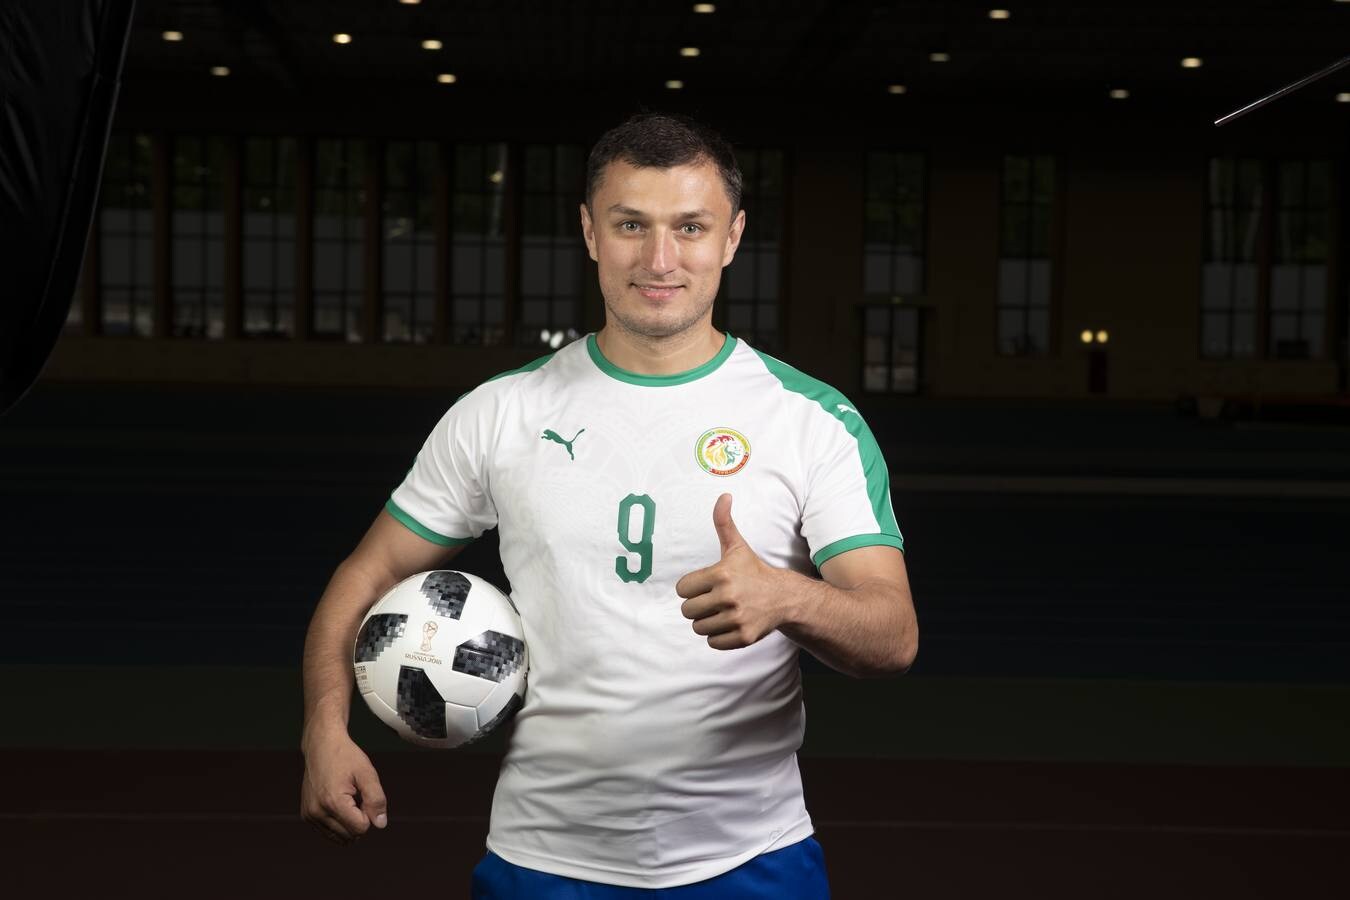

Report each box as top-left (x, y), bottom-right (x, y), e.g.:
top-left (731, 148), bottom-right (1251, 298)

top-left (121, 1), bottom-right (1350, 136)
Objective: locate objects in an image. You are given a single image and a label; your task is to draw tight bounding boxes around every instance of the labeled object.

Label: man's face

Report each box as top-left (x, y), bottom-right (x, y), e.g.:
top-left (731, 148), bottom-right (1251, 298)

top-left (580, 158), bottom-right (745, 340)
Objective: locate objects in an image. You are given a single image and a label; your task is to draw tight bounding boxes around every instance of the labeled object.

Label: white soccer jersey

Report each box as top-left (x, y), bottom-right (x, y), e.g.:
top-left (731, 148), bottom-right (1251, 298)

top-left (387, 331), bottom-right (904, 888)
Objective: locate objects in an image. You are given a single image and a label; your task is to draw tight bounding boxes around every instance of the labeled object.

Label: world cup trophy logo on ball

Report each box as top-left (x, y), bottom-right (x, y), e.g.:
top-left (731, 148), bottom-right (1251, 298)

top-left (419, 620), bottom-right (438, 652)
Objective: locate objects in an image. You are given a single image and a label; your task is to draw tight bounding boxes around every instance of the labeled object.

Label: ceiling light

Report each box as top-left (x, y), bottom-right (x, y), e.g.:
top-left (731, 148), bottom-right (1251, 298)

top-left (436, 73), bottom-right (457, 84)
top-left (1096, 330), bottom-right (1110, 344)
top-left (333, 33), bottom-right (353, 45)
top-left (210, 66), bottom-right (230, 77)
top-left (1337, 92), bottom-right (1350, 103)
top-left (399, 0), bottom-right (421, 5)
top-left (1079, 330), bottom-right (1093, 344)
top-left (489, 171), bottom-right (504, 184)
top-left (421, 39), bottom-right (442, 50)
top-left (929, 51), bottom-right (950, 62)
top-left (693, 3), bottom-right (715, 12)
top-left (1180, 57), bottom-right (1202, 68)
top-left (680, 47), bottom-right (701, 57)
top-left (162, 30), bottom-right (183, 42)
top-left (988, 9), bottom-right (1011, 19)
top-left (888, 84), bottom-right (907, 94)
top-left (1109, 88), bottom-right (1129, 99)
top-left (665, 79), bottom-right (684, 90)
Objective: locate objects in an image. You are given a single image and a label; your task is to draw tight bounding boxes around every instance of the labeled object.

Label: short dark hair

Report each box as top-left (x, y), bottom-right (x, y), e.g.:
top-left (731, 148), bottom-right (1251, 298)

top-left (585, 112), bottom-right (743, 216)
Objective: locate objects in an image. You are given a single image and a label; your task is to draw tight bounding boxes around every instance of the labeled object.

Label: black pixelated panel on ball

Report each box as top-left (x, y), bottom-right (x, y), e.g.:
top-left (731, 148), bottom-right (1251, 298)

top-left (396, 666), bottom-right (448, 740)
top-left (461, 693), bottom-right (523, 746)
top-left (453, 631), bottom-right (525, 683)
top-left (420, 571), bottom-right (472, 619)
top-left (354, 614), bottom-right (408, 662)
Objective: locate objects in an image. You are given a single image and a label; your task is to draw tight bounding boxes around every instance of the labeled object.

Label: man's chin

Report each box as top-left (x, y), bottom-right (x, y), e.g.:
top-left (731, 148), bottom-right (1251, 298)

top-left (609, 310), bottom-right (695, 339)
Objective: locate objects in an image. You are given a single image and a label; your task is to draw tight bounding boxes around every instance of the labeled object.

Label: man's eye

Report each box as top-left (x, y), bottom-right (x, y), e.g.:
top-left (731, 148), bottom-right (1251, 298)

top-left (620, 221), bottom-right (641, 232)
top-left (681, 223), bottom-right (703, 235)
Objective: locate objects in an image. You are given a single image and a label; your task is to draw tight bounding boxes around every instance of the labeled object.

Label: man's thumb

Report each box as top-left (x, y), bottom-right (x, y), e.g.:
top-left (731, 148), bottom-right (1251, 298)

top-left (355, 766), bottom-right (388, 828)
top-left (713, 493), bottom-right (744, 555)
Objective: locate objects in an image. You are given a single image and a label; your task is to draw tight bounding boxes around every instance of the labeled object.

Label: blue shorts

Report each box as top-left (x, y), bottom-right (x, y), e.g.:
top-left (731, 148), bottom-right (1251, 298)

top-left (470, 836), bottom-right (831, 900)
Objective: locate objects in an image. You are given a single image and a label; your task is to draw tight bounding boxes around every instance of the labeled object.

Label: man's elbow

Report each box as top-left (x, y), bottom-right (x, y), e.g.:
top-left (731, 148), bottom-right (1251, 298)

top-left (895, 639), bottom-right (918, 674)
top-left (886, 617), bottom-right (919, 676)
top-left (851, 628), bottom-right (917, 679)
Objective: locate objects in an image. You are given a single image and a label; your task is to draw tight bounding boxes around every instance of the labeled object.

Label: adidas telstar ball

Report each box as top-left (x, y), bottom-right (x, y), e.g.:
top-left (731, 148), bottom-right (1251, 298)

top-left (353, 570), bottom-right (528, 749)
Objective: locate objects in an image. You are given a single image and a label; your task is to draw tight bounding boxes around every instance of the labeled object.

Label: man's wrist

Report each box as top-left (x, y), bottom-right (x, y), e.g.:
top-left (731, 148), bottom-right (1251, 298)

top-left (774, 566), bottom-right (818, 633)
top-left (301, 704), bottom-right (350, 753)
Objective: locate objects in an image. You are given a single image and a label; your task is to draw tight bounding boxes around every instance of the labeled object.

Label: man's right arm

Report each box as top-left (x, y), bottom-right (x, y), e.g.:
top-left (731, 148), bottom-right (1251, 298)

top-left (299, 508), bottom-right (466, 842)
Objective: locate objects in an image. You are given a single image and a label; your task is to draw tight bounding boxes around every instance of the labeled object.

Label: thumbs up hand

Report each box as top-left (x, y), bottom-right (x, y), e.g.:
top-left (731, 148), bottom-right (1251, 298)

top-left (675, 493), bottom-right (789, 651)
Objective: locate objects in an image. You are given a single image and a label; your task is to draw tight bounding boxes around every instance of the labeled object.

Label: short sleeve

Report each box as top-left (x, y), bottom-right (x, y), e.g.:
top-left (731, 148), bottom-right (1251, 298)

top-left (385, 387), bottom-right (500, 546)
top-left (800, 404), bottom-right (904, 569)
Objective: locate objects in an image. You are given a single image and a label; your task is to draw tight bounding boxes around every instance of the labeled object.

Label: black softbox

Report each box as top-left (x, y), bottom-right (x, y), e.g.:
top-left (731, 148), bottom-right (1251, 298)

top-left (0, 0), bottom-right (136, 416)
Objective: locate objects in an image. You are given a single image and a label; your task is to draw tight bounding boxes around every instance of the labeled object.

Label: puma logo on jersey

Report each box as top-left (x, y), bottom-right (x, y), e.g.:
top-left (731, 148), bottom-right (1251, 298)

top-left (541, 427), bottom-right (585, 460)
top-left (836, 403), bottom-right (857, 415)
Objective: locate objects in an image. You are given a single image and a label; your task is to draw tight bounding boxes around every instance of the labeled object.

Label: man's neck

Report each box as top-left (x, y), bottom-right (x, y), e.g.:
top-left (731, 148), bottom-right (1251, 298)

top-left (594, 325), bottom-right (726, 376)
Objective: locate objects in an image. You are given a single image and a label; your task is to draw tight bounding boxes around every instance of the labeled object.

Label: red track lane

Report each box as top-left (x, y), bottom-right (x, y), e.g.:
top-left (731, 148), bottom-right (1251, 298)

top-left (5, 750), bottom-right (1347, 898)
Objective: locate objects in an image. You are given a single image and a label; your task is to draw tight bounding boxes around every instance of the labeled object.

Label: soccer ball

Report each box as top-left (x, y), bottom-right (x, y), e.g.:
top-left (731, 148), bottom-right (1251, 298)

top-left (352, 570), bottom-right (528, 749)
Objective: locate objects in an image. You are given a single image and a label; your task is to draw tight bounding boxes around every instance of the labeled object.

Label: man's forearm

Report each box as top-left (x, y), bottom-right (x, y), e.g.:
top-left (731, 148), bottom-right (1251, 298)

top-left (301, 560), bottom-right (392, 749)
top-left (776, 568), bottom-right (917, 678)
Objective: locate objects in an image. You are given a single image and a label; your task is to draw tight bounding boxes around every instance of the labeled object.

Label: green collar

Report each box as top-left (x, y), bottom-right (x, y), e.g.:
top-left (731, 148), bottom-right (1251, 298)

top-left (587, 331), bottom-right (737, 387)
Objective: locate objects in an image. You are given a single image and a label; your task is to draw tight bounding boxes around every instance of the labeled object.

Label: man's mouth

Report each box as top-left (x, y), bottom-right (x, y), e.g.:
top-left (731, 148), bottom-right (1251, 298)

top-left (634, 283), bottom-right (682, 300)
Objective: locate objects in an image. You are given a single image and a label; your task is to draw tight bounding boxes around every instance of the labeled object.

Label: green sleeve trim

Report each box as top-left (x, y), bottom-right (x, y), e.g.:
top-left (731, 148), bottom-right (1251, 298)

top-left (812, 533), bottom-right (906, 568)
top-left (384, 499), bottom-right (475, 547)
top-left (750, 348), bottom-right (904, 542)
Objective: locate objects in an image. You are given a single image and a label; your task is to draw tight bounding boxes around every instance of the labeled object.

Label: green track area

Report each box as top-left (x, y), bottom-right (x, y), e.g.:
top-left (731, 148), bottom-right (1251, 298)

top-left (5, 665), bottom-right (1347, 766)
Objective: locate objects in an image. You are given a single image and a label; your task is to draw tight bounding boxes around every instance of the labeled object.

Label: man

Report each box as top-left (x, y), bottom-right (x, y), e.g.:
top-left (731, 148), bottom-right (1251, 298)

top-left (300, 112), bottom-right (917, 898)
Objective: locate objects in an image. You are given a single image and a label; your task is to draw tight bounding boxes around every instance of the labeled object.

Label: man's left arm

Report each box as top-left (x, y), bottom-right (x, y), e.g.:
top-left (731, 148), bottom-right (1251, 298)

top-left (777, 544), bottom-right (917, 679)
top-left (676, 493), bottom-right (918, 679)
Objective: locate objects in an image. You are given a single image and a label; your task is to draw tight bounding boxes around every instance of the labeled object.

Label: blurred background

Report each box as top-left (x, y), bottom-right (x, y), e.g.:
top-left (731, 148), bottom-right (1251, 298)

top-left (3, 1), bottom-right (1349, 897)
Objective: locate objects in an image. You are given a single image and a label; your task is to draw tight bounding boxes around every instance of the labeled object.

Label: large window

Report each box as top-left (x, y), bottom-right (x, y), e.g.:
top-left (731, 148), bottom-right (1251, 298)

top-left (170, 136), bottom-right (227, 338)
top-left (723, 149), bottom-right (783, 352)
top-left (243, 137), bottom-right (297, 337)
top-left (1271, 160), bottom-right (1331, 359)
top-left (1202, 157), bottom-right (1333, 360)
top-left (519, 144), bottom-right (584, 349)
top-left (382, 141), bottom-right (437, 342)
top-left (997, 154), bottom-right (1055, 357)
top-left (862, 304), bottom-right (921, 394)
top-left (863, 151), bottom-right (925, 298)
top-left (99, 133), bottom-right (153, 336)
top-left (1202, 158), bottom-right (1262, 359)
top-left (314, 138), bottom-right (366, 341)
top-left (451, 143), bottom-right (508, 345)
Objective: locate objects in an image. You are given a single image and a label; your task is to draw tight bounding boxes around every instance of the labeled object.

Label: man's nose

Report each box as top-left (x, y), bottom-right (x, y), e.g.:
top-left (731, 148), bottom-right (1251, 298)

top-left (642, 229), bottom-right (677, 275)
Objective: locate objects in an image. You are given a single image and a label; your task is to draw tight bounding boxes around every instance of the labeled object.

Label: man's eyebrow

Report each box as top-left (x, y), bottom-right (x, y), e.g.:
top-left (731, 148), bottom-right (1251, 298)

top-left (606, 205), bottom-right (716, 219)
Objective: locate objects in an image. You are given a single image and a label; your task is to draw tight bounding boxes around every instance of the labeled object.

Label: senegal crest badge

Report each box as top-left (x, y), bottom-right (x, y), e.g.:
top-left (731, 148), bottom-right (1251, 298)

top-left (695, 427), bottom-right (751, 476)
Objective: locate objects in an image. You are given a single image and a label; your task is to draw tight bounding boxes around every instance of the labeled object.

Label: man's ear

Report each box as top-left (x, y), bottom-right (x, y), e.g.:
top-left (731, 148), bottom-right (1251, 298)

top-left (722, 208), bottom-right (746, 267)
top-left (580, 202), bottom-right (598, 262)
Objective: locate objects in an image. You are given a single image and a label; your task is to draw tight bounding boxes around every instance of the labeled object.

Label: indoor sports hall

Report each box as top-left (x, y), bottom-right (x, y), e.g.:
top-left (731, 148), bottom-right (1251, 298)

top-left (2, 2), bottom-right (1348, 897)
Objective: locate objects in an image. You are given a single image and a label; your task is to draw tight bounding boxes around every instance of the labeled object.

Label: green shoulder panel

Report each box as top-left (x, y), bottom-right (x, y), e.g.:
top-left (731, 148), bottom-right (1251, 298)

top-left (750, 348), bottom-right (904, 561)
top-left (485, 349), bottom-right (558, 383)
top-left (387, 349), bottom-right (560, 542)
top-left (446, 348), bottom-right (559, 403)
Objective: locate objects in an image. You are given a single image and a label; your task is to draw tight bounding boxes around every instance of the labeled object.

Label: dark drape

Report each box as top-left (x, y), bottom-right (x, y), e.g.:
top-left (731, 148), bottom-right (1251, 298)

top-left (0, 0), bottom-right (136, 415)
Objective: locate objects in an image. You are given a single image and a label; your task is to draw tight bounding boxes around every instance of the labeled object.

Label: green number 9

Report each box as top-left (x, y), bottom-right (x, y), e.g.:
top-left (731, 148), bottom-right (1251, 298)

top-left (615, 493), bottom-right (655, 583)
